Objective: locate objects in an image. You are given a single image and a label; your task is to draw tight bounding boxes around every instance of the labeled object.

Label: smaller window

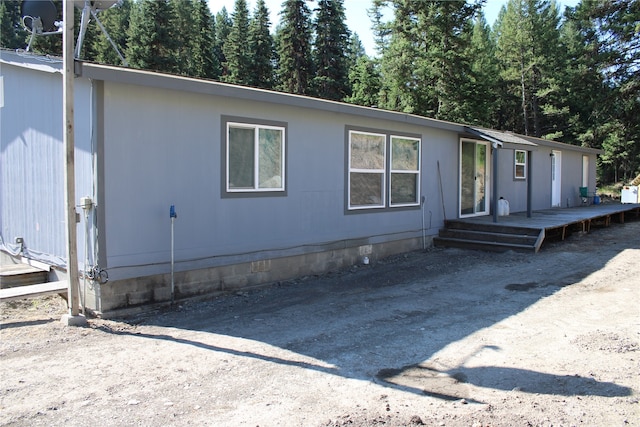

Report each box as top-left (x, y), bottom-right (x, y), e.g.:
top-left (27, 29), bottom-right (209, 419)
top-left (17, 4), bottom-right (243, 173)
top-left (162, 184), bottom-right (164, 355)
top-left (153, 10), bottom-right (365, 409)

top-left (390, 136), bottom-right (421, 206)
top-left (226, 122), bottom-right (285, 192)
top-left (514, 149), bottom-right (526, 179)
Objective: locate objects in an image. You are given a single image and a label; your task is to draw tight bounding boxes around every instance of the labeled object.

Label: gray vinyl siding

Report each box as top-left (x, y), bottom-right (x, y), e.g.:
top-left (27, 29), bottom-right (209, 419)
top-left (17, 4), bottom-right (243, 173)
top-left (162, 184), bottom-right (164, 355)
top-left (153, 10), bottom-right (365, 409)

top-left (99, 80), bottom-right (459, 280)
top-left (1, 51), bottom-right (601, 290)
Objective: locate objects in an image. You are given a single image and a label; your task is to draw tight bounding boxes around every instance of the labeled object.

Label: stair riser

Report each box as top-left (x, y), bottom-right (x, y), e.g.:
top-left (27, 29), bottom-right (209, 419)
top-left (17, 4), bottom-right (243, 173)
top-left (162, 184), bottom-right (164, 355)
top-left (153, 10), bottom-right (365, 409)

top-left (439, 230), bottom-right (537, 246)
top-left (444, 221), bottom-right (539, 237)
top-left (0, 272), bottom-right (49, 288)
top-left (433, 238), bottom-right (536, 253)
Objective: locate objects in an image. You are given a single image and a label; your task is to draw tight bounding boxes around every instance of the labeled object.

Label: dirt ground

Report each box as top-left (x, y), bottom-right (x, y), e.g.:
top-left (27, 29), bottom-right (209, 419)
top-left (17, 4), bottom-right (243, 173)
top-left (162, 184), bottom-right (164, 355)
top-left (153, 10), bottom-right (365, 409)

top-left (1, 219), bottom-right (639, 427)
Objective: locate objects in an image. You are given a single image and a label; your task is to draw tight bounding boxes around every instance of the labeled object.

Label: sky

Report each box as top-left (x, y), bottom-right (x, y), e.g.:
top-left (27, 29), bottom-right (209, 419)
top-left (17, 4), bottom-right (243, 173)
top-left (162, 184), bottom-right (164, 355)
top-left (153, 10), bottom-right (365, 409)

top-left (209, 0), bottom-right (580, 56)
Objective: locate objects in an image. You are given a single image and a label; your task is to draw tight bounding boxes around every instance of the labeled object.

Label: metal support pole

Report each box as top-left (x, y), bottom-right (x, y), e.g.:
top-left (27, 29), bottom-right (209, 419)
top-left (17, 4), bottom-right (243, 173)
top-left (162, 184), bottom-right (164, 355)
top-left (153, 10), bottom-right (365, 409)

top-left (74, 0), bottom-right (91, 59)
top-left (492, 145), bottom-right (499, 223)
top-left (62, 0), bottom-right (86, 326)
top-left (527, 151), bottom-right (533, 218)
top-left (421, 196), bottom-right (426, 250)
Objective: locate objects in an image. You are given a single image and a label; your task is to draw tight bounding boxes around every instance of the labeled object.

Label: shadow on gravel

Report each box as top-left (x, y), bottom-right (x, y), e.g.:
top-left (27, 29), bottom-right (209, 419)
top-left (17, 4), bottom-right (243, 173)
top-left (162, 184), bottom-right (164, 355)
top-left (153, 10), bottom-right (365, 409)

top-left (101, 220), bottom-right (639, 401)
top-left (0, 318), bottom-right (60, 330)
top-left (94, 326), bottom-right (341, 376)
top-left (376, 363), bottom-right (632, 398)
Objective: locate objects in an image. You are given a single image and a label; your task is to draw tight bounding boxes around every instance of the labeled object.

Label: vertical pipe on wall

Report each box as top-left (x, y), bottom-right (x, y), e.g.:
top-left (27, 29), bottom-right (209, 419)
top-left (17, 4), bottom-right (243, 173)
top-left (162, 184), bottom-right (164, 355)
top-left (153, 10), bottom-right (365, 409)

top-left (170, 205), bottom-right (177, 304)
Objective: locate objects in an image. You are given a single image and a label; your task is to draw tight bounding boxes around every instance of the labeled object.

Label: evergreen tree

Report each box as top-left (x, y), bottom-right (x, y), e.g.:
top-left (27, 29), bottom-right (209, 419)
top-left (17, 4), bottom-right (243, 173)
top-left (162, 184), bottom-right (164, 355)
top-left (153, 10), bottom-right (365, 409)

top-left (377, 0), bottom-right (481, 121)
top-left (276, 0), bottom-right (313, 95)
top-left (415, 0), bottom-right (482, 122)
top-left (313, 0), bottom-right (351, 100)
top-left (562, 0), bottom-right (640, 182)
top-left (223, 0), bottom-right (252, 85)
top-left (377, 1), bottom-right (422, 113)
top-left (466, 13), bottom-right (500, 128)
top-left (347, 33), bottom-right (367, 69)
top-left (369, 0), bottom-right (392, 56)
top-left (126, 0), bottom-right (179, 73)
top-left (248, 0), bottom-right (275, 88)
top-left (1, 0), bottom-right (28, 50)
top-left (169, 0), bottom-right (219, 78)
top-left (89, 0), bottom-right (131, 66)
top-left (346, 55), bottom-right (381, 107)
top-left (170, 0), bottom-right (195, 75)
top-left (494, 0), bottom-right (565, 137)
top-left (590, 0), bottom-right (640, 181)
top-left (559, 1), bottom-right (609, 148)
top-left (214, 8), bottom-right (233, 79)
top-left (193, 0), bottom-right (221, 79)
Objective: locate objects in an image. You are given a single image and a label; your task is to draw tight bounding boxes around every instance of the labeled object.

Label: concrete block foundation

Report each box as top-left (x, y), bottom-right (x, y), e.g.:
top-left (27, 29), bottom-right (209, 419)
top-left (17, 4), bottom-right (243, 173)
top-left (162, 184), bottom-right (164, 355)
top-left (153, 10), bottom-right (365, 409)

top-left (94, 236), bottom-right (428, 317)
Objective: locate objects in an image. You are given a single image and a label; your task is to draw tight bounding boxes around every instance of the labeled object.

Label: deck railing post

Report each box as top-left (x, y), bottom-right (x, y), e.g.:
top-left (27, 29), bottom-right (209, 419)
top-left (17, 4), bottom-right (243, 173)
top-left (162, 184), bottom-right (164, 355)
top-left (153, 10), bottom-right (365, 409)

top-left (527, 150), bottom-right (533, 218)
top-left (493, 145), bottom-right (499, 223)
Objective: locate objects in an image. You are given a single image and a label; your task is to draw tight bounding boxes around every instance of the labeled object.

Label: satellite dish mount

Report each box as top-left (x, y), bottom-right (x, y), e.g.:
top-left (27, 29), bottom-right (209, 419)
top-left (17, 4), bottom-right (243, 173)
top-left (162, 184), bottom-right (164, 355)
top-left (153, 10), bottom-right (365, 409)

top-left (20, 0), bottom-right (127, 66)
top-left (74, 0), bottom-right (128, 66)
top-left (21, 0), bottom-right (62, 52)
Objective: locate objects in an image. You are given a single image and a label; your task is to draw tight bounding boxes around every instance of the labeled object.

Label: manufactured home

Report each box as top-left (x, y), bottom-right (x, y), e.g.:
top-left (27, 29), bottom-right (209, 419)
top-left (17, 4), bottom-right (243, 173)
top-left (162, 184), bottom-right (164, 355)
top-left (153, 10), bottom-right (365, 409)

top-left (0, 50), bottom-right (600, 315)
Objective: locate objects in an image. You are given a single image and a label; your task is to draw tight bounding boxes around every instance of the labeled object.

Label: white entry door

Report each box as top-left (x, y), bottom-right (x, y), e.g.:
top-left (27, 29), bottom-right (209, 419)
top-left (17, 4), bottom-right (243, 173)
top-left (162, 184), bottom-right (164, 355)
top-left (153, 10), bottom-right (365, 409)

top-left (551, 150), bottom-right (562, 207)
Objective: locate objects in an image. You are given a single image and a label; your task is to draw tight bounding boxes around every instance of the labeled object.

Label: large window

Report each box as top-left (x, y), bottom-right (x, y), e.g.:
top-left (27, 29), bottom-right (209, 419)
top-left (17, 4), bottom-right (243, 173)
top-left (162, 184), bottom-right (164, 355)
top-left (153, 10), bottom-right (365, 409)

top-left (226, 121), bottom-right (285, 193)
top-left (514, 149), bottom-right (526, 180)
top-left (348, 130), bottom-right (421, 210)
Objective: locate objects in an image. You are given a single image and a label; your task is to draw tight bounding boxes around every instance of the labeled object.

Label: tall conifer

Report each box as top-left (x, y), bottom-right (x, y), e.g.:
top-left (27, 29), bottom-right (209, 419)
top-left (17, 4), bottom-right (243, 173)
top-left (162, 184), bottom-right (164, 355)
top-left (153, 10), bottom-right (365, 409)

top-left (89, 0), bottom-right (132, 66)
top-left (0, 1), bottom-right (27, 50)
top-left (313, 0), bottom-right (351, 100)
top-left (276, 0), bottom-right (313, 95)
top-left (126, 0), bottom-right (179, 73)
top-left (214, 8), bottom-right (232, 78)
top-left (346, 55), bottom-right (381, 107)
top-left (494, 0), bottom-right (564, 137)
top-left (248, 0), bottom-right (275, 89)
top-left (223, 0), bottom-right (251, 85)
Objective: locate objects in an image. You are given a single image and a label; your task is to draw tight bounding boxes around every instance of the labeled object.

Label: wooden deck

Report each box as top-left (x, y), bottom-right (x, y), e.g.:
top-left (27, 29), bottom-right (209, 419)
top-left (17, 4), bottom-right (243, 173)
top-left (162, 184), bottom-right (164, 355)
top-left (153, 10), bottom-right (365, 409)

top-left (0, 281), bottom-right (67, 302)
top-left (460, 203), bottom-right (639, 230)
top-left (435, 203), bottom-right (640, 253)
top-left (0, 264), bottom-right (67, 302)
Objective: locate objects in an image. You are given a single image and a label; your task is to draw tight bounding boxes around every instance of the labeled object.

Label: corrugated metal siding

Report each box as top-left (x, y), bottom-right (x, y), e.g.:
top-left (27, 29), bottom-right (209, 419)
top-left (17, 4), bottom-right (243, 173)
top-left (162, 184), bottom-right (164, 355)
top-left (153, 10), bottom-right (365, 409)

top-left (0, 62), bottom-right (94, 267)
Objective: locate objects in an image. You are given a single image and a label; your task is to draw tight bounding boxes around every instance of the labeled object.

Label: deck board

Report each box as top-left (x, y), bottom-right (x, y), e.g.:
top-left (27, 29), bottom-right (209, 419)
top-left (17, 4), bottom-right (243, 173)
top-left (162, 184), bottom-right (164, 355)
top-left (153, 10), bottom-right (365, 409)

top-left (436, 203), bottom-right (640, 253)
top-left (0, 281), bottom-right (67, 302)
top-left (455, 203), bottom-right (640, 230)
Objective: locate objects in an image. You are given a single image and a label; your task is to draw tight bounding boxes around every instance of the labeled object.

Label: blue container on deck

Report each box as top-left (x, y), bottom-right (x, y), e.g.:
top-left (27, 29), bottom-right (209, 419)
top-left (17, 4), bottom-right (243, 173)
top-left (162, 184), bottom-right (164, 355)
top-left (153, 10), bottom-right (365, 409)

top-left (593, 195), bottom-right (600, 205)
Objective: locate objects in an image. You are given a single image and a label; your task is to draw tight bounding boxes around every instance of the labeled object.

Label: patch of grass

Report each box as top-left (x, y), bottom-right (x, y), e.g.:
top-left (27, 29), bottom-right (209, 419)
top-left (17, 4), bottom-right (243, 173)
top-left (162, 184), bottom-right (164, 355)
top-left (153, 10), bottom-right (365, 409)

top-left (597, 182), bottom-right (623, 198)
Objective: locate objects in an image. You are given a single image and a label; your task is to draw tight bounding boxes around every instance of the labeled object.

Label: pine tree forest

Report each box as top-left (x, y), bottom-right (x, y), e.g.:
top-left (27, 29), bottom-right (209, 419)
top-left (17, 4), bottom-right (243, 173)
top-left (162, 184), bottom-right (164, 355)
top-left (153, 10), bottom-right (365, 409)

top-left (2, 0), bottom-right (638, 184)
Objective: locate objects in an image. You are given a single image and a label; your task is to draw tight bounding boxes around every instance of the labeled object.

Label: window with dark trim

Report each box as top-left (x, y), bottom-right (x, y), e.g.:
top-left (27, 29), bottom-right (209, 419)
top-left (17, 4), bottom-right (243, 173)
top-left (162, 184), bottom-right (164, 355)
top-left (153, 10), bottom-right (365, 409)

top-left (348, 129), bottom-right (421, 210)
top-left (224, 119), bottom-right (286, 194)
top-left (514, 149), bottom-right (526, 179)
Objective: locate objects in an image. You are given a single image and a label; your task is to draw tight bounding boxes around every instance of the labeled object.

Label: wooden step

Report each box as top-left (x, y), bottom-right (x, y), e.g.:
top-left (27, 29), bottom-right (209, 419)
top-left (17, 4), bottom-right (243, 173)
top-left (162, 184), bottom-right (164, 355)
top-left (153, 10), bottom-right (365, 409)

top-left (433, 236), bottom-right (537, 253)
top-left (0, 281), bottom-right (67, 302)
top-left (438, 229), bottom-right (539, 246)
top-left (444, 220), bottom-right (540, 236)
top-left (435, 220), bottom-right (545, 253)
top-left (0, 264), bottom-right (49, 288)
